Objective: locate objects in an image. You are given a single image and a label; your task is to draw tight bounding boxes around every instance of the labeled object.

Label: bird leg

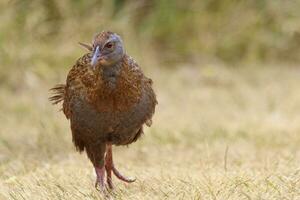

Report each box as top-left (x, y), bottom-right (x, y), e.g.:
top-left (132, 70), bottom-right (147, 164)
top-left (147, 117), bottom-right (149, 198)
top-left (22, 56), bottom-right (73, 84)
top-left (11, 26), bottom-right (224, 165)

top-left (105, 145), bottom-right (114, 189)
top-left (95, 166), bottom-right (106, 191)
top-left (105, 144), bottom-right (136, 189)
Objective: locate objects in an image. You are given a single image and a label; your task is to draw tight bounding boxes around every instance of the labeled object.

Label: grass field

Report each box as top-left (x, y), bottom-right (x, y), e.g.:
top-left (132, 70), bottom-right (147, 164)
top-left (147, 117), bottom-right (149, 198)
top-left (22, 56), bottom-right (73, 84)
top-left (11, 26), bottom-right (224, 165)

top-left (1, 1), bottom-right (300, 199)
top-left (0, 64), bottom-right (299, 200)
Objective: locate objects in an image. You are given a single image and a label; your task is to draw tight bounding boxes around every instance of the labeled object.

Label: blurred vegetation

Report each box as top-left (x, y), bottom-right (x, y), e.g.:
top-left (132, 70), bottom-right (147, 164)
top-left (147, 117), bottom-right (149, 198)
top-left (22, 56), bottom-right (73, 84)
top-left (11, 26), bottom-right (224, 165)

top-left (1, 0), bottom-right (300, 86)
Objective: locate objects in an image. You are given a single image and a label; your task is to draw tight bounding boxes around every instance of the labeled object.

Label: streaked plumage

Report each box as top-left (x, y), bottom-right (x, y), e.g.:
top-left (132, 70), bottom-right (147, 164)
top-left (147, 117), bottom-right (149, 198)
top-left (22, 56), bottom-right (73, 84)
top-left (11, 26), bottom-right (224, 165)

top-left (50, 31), bottom-right (157, 190)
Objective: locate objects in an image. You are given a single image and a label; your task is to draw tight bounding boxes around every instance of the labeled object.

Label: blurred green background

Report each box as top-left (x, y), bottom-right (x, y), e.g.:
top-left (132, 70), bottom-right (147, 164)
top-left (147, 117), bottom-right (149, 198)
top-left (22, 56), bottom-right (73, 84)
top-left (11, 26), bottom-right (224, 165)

top-left (1, 0), bottom-right (300, 85)
top-left (1, 1), bottom-right (300, 199)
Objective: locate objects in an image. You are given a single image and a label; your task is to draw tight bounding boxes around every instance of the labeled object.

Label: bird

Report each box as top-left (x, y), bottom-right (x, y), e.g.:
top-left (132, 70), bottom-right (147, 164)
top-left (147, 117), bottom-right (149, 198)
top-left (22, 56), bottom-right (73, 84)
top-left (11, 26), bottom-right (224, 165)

top-left (49, 31), bottom-right (157, 191)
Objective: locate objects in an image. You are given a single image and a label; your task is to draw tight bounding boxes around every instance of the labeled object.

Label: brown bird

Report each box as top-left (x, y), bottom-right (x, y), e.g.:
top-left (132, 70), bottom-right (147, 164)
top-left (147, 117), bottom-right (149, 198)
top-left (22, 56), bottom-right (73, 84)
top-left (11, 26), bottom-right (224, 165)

top-left (50, 31), bottom-right (157, 190)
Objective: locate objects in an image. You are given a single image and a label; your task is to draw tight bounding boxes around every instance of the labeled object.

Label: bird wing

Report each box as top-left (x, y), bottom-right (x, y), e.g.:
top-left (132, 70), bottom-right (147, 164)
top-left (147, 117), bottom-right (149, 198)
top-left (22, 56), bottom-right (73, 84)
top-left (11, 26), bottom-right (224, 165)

top-left (49, 53), bottom-right (93, 119)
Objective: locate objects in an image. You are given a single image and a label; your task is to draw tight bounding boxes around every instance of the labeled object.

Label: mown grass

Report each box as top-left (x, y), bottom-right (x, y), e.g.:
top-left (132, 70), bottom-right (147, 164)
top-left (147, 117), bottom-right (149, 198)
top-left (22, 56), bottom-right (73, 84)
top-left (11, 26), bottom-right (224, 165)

top-left (0, 65), bottom-right (300, 199)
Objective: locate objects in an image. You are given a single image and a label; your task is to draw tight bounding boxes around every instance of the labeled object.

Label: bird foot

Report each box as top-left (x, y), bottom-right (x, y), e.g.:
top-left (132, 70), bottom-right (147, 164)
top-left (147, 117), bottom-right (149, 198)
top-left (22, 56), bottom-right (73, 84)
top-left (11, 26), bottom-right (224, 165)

top-left (104, 144), bottom-right (136, 190)
top-left (95, 167), bottom-right (114, 200)
top-left (111, 165), bottom-right (136, 183)
top-left (105, 160), bottom-right (136, 190)
top-left (94, 145), bottom-right (136, 191)
top-left (95, 167), bottom-right (106, 191)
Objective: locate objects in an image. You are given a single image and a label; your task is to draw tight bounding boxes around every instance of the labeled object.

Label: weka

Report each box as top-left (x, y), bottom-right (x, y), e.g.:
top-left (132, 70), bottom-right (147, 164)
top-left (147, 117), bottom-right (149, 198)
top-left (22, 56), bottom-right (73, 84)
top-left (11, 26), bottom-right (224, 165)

top-left (50, 31), bottom-right (157, 190)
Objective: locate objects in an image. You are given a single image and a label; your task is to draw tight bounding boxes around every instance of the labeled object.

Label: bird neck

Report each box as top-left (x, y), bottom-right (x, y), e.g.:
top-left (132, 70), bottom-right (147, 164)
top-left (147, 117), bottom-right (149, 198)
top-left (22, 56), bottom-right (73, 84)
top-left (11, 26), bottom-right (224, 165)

top-left (90, 55), bottom-right (143, 112)
top-left (101, 61), bottom-right (122, 90)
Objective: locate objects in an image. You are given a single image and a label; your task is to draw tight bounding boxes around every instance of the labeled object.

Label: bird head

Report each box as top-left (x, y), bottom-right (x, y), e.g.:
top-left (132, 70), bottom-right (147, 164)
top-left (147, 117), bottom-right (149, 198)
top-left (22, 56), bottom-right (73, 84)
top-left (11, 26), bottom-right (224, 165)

top-left (86, 31), bottom-right (125, 68)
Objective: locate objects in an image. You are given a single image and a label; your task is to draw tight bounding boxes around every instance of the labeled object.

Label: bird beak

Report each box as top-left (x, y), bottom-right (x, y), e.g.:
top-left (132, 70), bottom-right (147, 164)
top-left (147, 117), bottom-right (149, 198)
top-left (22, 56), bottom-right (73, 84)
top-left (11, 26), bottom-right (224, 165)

top-left (91, 46), bottom-right (101, 68)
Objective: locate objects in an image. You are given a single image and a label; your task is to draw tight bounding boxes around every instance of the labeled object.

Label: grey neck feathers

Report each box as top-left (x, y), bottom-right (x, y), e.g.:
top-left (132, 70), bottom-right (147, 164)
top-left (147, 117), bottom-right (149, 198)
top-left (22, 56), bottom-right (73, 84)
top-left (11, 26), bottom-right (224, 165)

top-left (101, 61), bottom-right (122, 89)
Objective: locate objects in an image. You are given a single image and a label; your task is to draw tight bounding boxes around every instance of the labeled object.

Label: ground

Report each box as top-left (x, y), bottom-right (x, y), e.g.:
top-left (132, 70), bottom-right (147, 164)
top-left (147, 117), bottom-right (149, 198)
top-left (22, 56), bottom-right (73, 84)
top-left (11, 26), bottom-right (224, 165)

top-left (0, 65), bottom-right (299, 200)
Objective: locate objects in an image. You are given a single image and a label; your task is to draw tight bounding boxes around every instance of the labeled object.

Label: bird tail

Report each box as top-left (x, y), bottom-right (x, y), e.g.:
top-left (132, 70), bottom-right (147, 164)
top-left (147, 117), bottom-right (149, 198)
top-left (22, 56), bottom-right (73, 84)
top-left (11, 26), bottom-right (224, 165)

top-left (49, 84), bottom-right (66, 105)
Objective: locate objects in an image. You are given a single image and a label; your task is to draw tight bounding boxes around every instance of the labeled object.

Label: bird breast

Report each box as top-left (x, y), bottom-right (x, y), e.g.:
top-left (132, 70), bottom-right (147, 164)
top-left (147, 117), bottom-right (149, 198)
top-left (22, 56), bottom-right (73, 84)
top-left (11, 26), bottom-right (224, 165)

top-left (67, 54), bottom-right (156, 145)
top-left (70, 85), bottom-right (155, 145)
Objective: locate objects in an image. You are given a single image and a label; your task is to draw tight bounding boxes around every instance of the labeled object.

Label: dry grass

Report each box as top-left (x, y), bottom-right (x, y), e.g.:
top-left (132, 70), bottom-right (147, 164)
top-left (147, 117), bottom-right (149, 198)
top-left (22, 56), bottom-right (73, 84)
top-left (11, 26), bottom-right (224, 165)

top-left (2, 1), bottom-right (300, 199)
top-left (0, 65), bottom-right (300, 200)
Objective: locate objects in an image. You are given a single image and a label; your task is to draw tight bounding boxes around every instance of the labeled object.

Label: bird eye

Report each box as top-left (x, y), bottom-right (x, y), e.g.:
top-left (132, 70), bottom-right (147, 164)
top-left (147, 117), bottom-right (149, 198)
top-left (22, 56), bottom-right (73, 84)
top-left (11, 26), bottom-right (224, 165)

top-left (105, 42), bottom-right (113, 49)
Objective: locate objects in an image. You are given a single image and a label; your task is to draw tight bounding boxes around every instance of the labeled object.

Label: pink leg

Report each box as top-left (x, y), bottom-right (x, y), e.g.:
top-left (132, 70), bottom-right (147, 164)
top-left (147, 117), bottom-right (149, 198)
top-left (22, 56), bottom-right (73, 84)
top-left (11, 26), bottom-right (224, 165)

top-left (112, 165), bottom-right (136, 183)
top-left (105, 146), bottom-right (114, 189)
top-left (105, 144), bottom-right (136, 189)
top-left (95, 167), bottom-right (106, 191)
